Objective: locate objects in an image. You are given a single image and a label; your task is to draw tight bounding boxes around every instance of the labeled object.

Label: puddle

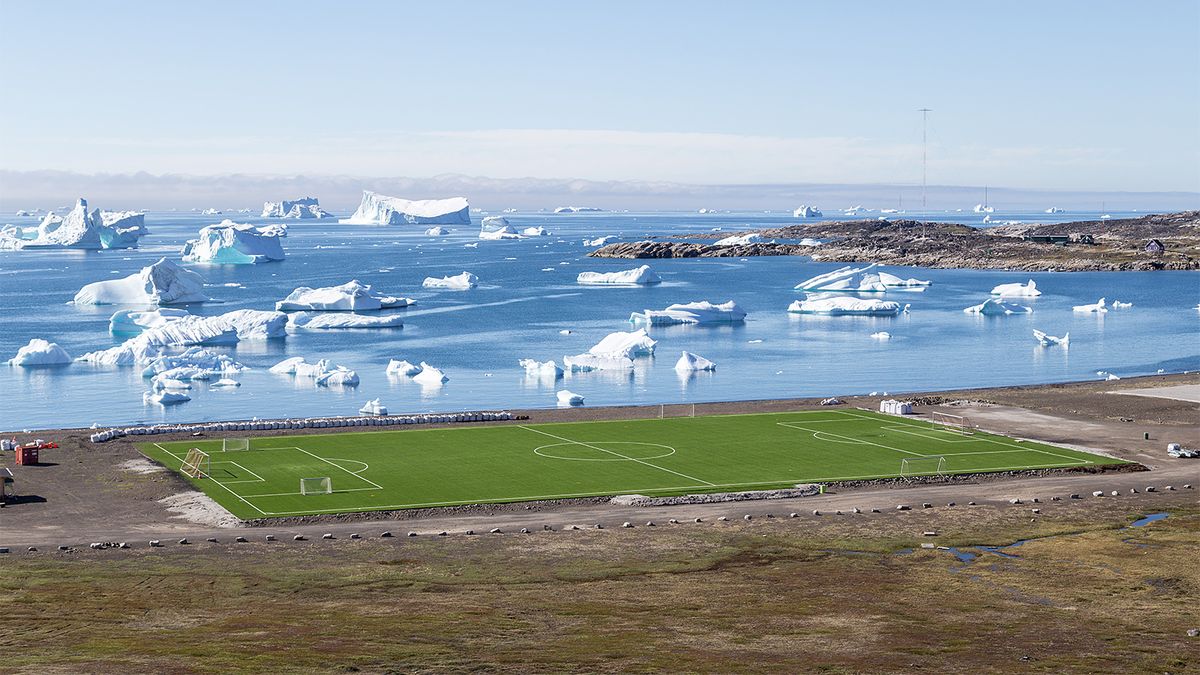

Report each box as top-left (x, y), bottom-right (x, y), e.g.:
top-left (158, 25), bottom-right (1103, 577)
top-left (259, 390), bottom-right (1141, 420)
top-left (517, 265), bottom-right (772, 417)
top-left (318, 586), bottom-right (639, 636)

top-left (1129, 513), bottom-right (1168, 528)
top-left (947, 547), bottom-right (977, 563)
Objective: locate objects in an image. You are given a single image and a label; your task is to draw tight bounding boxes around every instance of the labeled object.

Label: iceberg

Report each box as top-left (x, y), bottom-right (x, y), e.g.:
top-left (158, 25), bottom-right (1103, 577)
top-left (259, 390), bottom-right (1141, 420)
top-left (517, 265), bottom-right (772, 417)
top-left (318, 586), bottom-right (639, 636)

top-left (143, 390), bottom-right (190, 406)
top-left (217, 309), bottom-right (290, 340)
top-left (522, 226), bottom-right (550, 236)
top-left (210, 378), bottom-right (240, 387)
top-left (261, 197), bottom-right (331, 219)
top-left (519, 358), bottom-right (564, 379)
top-left (73, 258), bottom-right (210, 305)
top-left (714, 232), bottom-right (767, 246)
top-left (576, 265), bottom-right (661, 285)
top-left (583, 236), bottom-right (617, 247)
top-left (877, 271), bottom-right (932, 288)
top-left (973, 204), bottom-right (995, 213)
top-left (141, 348), bottom-right (245, 378)
top-left (5, 199), bottom-right (149, 250)
top-left (339, 190), bottom-right (470, 225)
top-left (630, 300), bottom-right (746, 325)
top-left (563, 354), bottom-right (635, 372)
top-left (990, 280), bottom-right (1041, 297)
top-left (1073, 298), bottom-right (1108, 313)
top-left (110, 309), bottom-right (287, 342)
top-left (793, 205), bottom-right (822, 218)
top-left (963, 299), bottom-right (1032, 315)
top-left (317, 367), bottom-right (359, 387)
top-left (557, 390), bottom-right (585, 406)
top-left (201, 208), bottom-right (222, 215)
top-left (789, 297), bottom-right (905, 316)
top-left (181, 220), bottom-right (286, 264)
top-left (554, 206), bottom-right (603, 213)
top-left (425, 226), bottom-right (449, 236)
top-left (1045, 207), bottom-right (1065, 214)
top-left (269, 356), bottom-right (357, 386)
top-left (1111, 300), bottom-right (1132, 309)
top-left (794, 264), bottom-right (887, 293)
top-left (109, 308), bottom-right (191, 334)
top-left (588, 328), bottom-right (657, 359)
top-left (289, 312), bottom-right (404, 329)
top-left (359, 398), bottom-right (388, 416)
top-left (276, 280), bottom-right (414, 311)
top-left (479, 216), bottom-right (523, 240)
top-left (9, 338), bottom-right (72, 366)
top-left (870, 331), bottom-right (892, 340)
top-left (412, 362), bottom-right (448, 386)
top-left (674, 351), bottom-right (716, 372)
top-left (385, 359), bottom-right (423, 376)
top-left (1033, 329), bottom-right (1069, 347)
top-left (422, 272), bottom-right (478, 290)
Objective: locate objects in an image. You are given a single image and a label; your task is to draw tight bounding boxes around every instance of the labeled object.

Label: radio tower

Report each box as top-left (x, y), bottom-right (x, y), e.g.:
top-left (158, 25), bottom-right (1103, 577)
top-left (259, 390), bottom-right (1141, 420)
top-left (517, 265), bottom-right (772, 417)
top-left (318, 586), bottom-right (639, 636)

top-left (919, 108), bottom-right (932, 238)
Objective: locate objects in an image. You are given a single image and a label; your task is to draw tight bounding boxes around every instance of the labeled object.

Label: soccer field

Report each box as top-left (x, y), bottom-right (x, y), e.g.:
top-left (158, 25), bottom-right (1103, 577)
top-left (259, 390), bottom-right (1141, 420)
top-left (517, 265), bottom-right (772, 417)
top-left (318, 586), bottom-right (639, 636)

top-left (139, 409), bottom-right (1124, 520)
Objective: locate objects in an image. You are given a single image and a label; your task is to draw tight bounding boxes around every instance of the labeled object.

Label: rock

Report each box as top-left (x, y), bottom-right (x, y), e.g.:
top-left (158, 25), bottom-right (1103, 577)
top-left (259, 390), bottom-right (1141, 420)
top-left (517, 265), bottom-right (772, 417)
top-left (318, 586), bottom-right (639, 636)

top-left (789, 512), bottom-right (798, 518)
top-left (322, 533), bottom-right (334, 540)
top-left (718, 516), bottom-right (729, 522)
top-left (350, 533), bottom-right (361, 539)
top-left (265, 535), bottom-right (276, 542)
top-left (206, 537), bottom-right (218, 543)
top-left (1031, 508), bottom-right (1041, 514)
top-left (1009, 498), bottom-right (1023, 504)
top-left (743, 515), bottom-right (752, 521)
top-left (177, 538), bottom-right (189, 545)
top-left (490, 528), bottom-right (501, 534)
top-left (922, 503), bottom-right (932, 509)
top-left (148, 540), bottom-right (160, 547)
top-left (812, 510), bottom-right (821, 516)
top-left (1093, 491), bottom-right (1104, 497)
top-left (1070, 494), bottom-right (1081, 499)
top-left (897, 505), bottom-right (911, 511)
top-left (293, 535), bottom-right (305, 541)
top-left (407, 532), bottom-right (417, 537)
top-left (668, 518), bottom-right (678, 524)
top-left (645, 521), bottom-right (655, 527)
top-left (235, 536), bottom-right (247, 543)
top-left (1145, 486), bottom-right (1156, 492)
top-left (520, 528), bottom-right (530, 534)
top-left (853, 507), bottom-right (862, 514)
top-left (380, 531), bottom-right (392, 538)
top-left (1187, 628), bottom-right (1199, 638)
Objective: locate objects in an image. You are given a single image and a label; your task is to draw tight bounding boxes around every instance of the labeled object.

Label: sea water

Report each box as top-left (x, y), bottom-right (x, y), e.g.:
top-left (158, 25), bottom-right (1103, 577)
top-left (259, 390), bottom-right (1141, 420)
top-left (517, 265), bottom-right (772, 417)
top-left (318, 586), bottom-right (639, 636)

top-left (0, 210), bottom-right (1196, 430)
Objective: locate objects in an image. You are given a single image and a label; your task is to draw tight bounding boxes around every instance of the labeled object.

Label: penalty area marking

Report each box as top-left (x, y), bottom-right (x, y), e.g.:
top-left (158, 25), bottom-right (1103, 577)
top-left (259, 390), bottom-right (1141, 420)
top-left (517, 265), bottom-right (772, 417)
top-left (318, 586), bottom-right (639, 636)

top-left (534, 441), bottom-right (677, 462)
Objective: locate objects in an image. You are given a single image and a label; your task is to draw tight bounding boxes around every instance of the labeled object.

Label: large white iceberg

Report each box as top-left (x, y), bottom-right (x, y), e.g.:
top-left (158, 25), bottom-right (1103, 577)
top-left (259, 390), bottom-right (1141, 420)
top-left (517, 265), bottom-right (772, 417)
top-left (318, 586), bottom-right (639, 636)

top-left (385, 359), bottom-right (423, 376)
top-left (714, 232), bottom-right (767, 246)
top-left (630, 300), bottom-right (746, 325)
top-left (583, 236), bottom-right (617, 247)
top-left (339, 190), bottom-right (470, 225)
top-left (261, 197), bottom-right (331, 219)
top-left (588, 329), bottom-right (657, 359)
top-left (276, 280), bottom-right (414, 311)
top-left (674, 351), bottom-right (716, 372)
top-left (563, 354), bottom-right (635, 372)
top-left (1, 199), bottom-right (149, 250)
top-left (181, 220), bottom-right (286, 264)
top-left (1073, 298), bottom-right (1108, 313)
top-left (877, 271), bottom-right (932, 288)
top-left (990, 280), bottom-right (1041, 297)
top-left (289, 312), bottom-right (404, 329)
top-left (269, 356), bottom-right (358, 386)
top-left (576, 265), bottom-right (661, 285)
top-left (963, 299), bottom-right (1032, 315)
top-left (793, 205), bottom-right (823, 218)
top-left (557, 390), bottom-right (585, 406)
top-left (109, 308), bottom-right (191, 334)
top-left (143, 389), bottom-right (191, 406)
top-left (73, 258), bottom-right (210, 305)
top-left (141, 347), bottom-right (245, 379)
top-left (795, 264), bottom-right (888, 293)
top-left (788, 296), bottom-right (905, 316)
top-left (519, 358), bottom-right (563, 380)
top-left (554, 206), bottom-right (602, 213)
top-left (412, 362), bottom-right (448, 386)
top-left (8, 338), bottom-right (72, 366)
top-left (522, 226), bottom-right (550, 236)
top-left (1033, 329), bottom-right (1069, 347)
top-left (479, 216), bottom-right (523, 240)
top-left (81, 311), bottom-right (285, 366)
top-left (422, 272), bottom-right (478, 290)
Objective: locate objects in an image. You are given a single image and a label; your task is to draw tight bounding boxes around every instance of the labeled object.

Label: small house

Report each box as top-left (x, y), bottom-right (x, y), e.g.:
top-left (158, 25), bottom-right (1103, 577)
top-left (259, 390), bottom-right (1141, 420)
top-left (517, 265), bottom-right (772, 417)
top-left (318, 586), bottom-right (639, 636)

top-left (1145, 239), bottom-right (1165, 255)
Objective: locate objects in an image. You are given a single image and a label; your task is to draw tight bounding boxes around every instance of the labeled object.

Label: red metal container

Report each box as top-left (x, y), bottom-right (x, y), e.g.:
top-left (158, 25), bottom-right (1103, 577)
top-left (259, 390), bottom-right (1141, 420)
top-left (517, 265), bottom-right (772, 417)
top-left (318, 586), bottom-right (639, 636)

top-left (14, 446), bottom-right (38, 466)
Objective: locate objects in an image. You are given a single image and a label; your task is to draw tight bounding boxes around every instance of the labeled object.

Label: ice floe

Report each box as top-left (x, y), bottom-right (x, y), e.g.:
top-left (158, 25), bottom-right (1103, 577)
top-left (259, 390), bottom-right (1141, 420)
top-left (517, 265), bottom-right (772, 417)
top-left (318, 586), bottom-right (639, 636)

top-left (557, 390), bottom-right (585, 406)
top-left (479, 216), bottom-right (523, 240)
top-left (576, 265), bottom-right (661, 285)
top-left (789, 296), bottom-right (905, 316)
top-left (269, 356), bottom-right (358, 386)
top-left (289, 312), bottom-right (403, 329)
top-left (523, 226), bottom-right (550, 236)
top-left (359, 398), bottom-right (388, 416)
top-left (714, 232), bottom-right (767, 246)
top-left (794, 264), bottom-right (888, 293)
top-left (674, 351), bottom-right (716, 372)
top-left (339, 190), bottom-right (470, 225)
top-left (276, 280), bottom-right (414, 311)
top-left (519, 358), bottom-right (564, 380)
top-left (963, 299), bottom-right (1032, 315)
top-left (973, 204), bottom-right (994, 213)
top-left (1073, 298), bottom-right (1108, 313)
top-left (583, 236), bottom-right (617, 247)
top-left (422, 272), bottom-right (478, 290)
top-left (425, 226), bottom-right (449, 236)
top-left (870, 331), bottom-right (892, 340)
top-left (877, 271), bottom-right (932, 288)
top-left (562, 354), bottom-right (635, 372)
top-left (73, 258), bottom-right (210, 305)
top-left (588, 328), bottom-right (657, 359)
top-left (0, 199), bottom-right (148, 250)
top-left (793, 205), bottom-right (822, 218)
top-left (1033, 329), bottom-right (1069, 347)
top-left (143, 389), bottom-right (190, 406)
top-left (412, 362), bottom-right (448, 386)
top-left (142, 348), bottom-right (245, 378)
top-left (1111, 300), bottom-right (1133, 309)
top-left (182, 220), bottom-right (286, 264)
top-left (8, 338), bottom-right (72, 366)
top-left (990, 280), bottom-right (1041, 297)
top-left (1045, 207), bottom-right (1065, 214)
top-left (385, 359), bottom-right (423, 376)
top-left (261, 197), bottom-right (331, 219)
top-left (630, 300), bottom-right (745, 325)
top-left (554, 206), bottom-right (603, 213)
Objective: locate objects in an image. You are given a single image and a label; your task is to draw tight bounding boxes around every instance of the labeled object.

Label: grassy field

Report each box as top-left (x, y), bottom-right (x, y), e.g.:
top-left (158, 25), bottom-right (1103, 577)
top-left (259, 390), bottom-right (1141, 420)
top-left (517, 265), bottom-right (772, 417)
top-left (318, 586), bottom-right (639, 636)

top-left (139, 409), bottom-right (1123, 519)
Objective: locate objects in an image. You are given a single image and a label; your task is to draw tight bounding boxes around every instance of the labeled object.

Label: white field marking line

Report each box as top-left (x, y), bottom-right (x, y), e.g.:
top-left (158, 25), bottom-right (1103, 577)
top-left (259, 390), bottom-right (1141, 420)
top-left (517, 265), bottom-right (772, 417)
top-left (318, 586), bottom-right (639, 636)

top-left (244, 458), bottom-right (1095, 516)
top-left (533, 441), bottom-right (677, 462)
top-left (841, 411), bottom-right (1096, 465)
top-left (209, 460), bottom-right (267, 484)
top-left (880, 425), bottom-right (979, 444)
top-left (322, 457), bottom-right (371, 474)
top-left (518, 425), bottom-right (716, 486)
top-left (293, 447), bottom-right (385, 490)
top-left (776, 422), bottom-right (926, 458)
top-left (152, 443), bottom-right (267, 517)
top-left (241, 487), bottom-right (381, 498)
top-left (809, 430), bottom-right (870, 445)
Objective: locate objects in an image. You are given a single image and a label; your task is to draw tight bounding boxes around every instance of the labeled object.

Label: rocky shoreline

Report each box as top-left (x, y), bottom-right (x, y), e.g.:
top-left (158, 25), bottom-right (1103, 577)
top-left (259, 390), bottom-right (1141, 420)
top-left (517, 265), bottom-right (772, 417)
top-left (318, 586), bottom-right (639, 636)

top-left (590, 212), bottom-right (1200, 271)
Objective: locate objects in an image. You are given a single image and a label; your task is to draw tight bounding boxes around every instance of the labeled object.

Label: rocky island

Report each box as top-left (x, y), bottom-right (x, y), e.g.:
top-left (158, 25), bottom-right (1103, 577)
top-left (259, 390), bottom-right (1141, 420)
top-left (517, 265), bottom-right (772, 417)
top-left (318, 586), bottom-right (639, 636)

top-left (590, 211), bottom-right (1199, 271)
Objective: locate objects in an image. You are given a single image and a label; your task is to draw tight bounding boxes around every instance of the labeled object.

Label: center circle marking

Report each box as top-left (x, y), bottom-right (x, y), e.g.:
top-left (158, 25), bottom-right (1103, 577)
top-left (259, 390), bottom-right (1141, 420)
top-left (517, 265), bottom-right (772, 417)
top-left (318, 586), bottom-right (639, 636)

top-left (533, 441), bottom-right (677, 462)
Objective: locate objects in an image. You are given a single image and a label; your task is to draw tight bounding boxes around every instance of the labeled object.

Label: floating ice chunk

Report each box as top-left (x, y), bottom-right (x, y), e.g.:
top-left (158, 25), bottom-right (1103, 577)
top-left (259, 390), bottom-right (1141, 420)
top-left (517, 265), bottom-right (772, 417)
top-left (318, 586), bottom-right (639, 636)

top-left (519, 359), bottom-right (564, 379)
top-left (576, 265), bottom-right (661, 285)
top-left (181, 220), bottom-right (286, 264)
top-left (973, 204), bottom-right (994, 213)
top-left (359, 398), bottom-right (388, 416)
top-left (143, 390), bottom-right (190, 405)
top-left (210, 378), bottom-right (240, 387)
top-left (154, 378), bottom-right (192, 390)
top-left (261, 197), bottom-right (331, 219)
top-left (479, 217), bottom-right (523, 240)
top-left (562, 354), bottom-right (635, 372)
top-left (1073, 298), bottom-right (1108, 313)
top-left (109, 308), bottom-right (191, 334)
top-left (8, 339), bottom-right (72, 366)
top-left (714, 232), bottom-right (768, 246)
top-left (74, 258), bottom-right (210, 305)
top-left (1045, 207), bottom-right (1065, 214)
top-left (789, 296), bottom-right (905, 316)
top-left (316, 367), bottom-right (359, 387)
top-left (990, 280), bottom-right (1041, 297)
top-left (412, 362), bottom-right (448, 386)
top-left (269, 356), bottom-right (307, 374)
top-left (583, 236), bottom-right (617, 247)
top-left (522, 226), bottom-right (550, 236)
top-left (557, 390), bottom-right (585, 406)
top-left (1105, 372), bottom-right (1121, 381)
top-left (9, 199), bottom-right (149, 250)
top-left (1111, 300), bottom-right (1132, 309)
top-left (588, 328), bottom-right (657, 359)
top-left (798, 238), bottom-right (823, 246)
top-left (558, 329), bottom-right (572, 335)
top-left (630, 300), bottom-right (745, 325)
top-left (422, 272), bottom-right (478, 290)
top-left (141, 347), bottom-right (245, 378)
top-left (794, 264), bottom-right (887, 293)
top-left (290, 312), bottom-right (403, 329)
top-left (674, 351), bottom-right (716, 372)
top-left (870, 331), bottom-right (892, 340)
top-left (276, 280), bottom-right (413, 311)
top-left (339, 190), bottom-right (470, 225)
top-left (877, 271), bottom-right (932, 288)
top-left (793, 205), bottom-right (822, 218)
top-left (1033, 329), bottom-right (1069, 347)
top-left (218, 309), bottom-right (289, 339)
top-left (554, 206), bottom-right (602, 213)
top-left (963, 299), bottom-right (1032, 315)
top-left (425, 226), bottom-right (449, 236)
top-left (385, 359), bottom-right (423, 376)
top-left (201, 208), bottom-right (222, 215)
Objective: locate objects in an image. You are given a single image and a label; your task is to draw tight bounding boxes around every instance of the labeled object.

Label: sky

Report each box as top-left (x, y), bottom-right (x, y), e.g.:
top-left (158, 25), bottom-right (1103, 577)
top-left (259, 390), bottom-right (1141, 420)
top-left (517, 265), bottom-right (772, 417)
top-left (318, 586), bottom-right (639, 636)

top-left (1, 1), bottom-right (1198, 199)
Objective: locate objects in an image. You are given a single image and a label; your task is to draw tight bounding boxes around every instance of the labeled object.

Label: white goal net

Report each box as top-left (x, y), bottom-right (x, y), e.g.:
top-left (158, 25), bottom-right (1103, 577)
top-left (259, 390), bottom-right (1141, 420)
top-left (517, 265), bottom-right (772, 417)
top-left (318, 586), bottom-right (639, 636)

top-left (180, 448), bottom-right (210, 479)
top-left (930, 411), bottom-right (973, 435)
top-left (300, 477), bottom-right (332, 495)
top-left (900, 456), bottom-right (947, 480)
top-left (223, 438), bottom-right (250, 452)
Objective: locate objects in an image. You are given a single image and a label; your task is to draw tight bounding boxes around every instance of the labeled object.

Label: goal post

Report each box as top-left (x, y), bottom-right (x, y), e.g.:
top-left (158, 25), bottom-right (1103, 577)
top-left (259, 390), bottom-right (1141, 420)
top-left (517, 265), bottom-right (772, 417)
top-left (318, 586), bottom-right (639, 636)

top-left (180, 448), bottom-right (210, 479)
top-left (222, 438), bottom-right (250, 452)
top-left (930, 411), bottom-right (973, 435)
top-left (900, 456), bottom-right (947, 480)
top-left (300, 477), bottom-right (332, 495)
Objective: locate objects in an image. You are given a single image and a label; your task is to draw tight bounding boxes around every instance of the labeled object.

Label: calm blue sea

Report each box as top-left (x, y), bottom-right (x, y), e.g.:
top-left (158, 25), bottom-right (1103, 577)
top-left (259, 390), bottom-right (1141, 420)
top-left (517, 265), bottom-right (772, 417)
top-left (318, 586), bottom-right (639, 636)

top-left (1, 209), bottom-right (1196, 430)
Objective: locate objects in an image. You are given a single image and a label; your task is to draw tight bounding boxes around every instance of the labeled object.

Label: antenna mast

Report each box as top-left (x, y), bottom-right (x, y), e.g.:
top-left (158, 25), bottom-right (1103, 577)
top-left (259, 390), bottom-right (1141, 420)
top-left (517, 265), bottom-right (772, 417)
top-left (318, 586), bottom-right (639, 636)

top-left (919, 108), bottom-right (932, 237)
